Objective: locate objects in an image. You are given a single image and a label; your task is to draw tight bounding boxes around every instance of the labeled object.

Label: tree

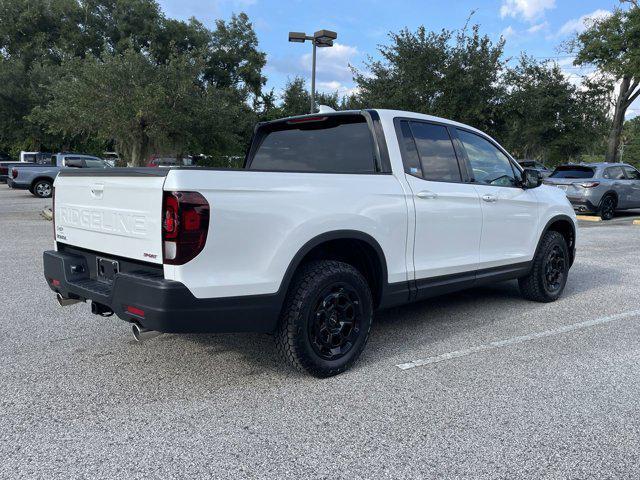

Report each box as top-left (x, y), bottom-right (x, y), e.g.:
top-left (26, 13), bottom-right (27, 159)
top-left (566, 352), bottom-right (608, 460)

top-left (205, 13), bottom-right (267, 105)
top-left (352, 21), bottom-right (505, 136)
top-left (272, 77), bottom-right (346, 119)
top-left (0, 1), bottom-right (267, 163)
top-left (622, 116), bottom-right (640, 167)
top-left (34, 49), bottom-right (256, 166)
top-left (279, 77), bottom-right (311, 117)
top-left (572, 1), bottom-right (640, 162)
top-left (499, 56), bottom-right (609, 164)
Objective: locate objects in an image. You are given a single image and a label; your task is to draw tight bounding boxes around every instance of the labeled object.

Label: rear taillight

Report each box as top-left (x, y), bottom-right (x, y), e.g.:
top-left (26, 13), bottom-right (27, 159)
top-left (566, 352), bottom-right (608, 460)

top-left (162, 191), bottom-right (209, 265)
top-left (580, 182), bottom-right (600, 188)
top-left (11, 168), bottom-right (18, 179)
top-left (0, 166), bottom-right (7, 175)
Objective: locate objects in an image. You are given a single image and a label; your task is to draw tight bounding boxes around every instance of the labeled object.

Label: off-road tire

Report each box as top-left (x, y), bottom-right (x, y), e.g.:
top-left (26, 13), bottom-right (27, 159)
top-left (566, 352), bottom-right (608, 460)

top-left (518, 231), bottom-right (569, 303)
top-left (275, 260), bottom-right (373, 377)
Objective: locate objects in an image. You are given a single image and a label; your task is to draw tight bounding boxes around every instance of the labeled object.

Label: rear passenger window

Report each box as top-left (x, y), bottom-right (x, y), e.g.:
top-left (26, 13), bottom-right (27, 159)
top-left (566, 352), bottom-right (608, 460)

top-left (84, 158), bottom-right (106, 168)
top-left (249, 115), bottom-right (376, 173)
top-left (605, 167), bottom-right (625, 180)
top-left (409, 122), bottom-right (461, 182)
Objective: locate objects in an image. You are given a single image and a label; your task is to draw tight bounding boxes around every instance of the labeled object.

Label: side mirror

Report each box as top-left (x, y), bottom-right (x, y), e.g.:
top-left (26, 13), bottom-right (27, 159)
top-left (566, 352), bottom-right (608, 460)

top-left (522, 168), bottom-right (542, 189)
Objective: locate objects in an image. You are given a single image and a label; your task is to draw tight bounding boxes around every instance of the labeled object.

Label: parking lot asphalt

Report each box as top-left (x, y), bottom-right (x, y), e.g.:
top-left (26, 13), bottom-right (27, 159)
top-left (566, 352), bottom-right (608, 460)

top-left (1, 186), bottom-right (640, 479)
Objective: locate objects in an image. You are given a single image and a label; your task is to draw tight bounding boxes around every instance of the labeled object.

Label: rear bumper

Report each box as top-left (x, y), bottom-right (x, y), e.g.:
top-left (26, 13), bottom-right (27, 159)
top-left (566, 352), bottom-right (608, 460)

top-left (7, 179), bottom-right (28, 190)
top-left (567, 198), bottom-right (598, 213)
top-left (43, 250), bottom-right (281, 334)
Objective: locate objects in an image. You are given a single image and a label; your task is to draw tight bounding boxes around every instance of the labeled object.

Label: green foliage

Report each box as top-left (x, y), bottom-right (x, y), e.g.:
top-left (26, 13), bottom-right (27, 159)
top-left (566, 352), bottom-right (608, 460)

top-left (572, 3), bottom-right (640, 161)
top-left (573, 5), bottom-right (640, 79)
top-left (351, 20), bottom-right (609, 163)
top-left (622, 116), bottom-right (640, 168)
top-left (0, 2), bottom-right (619, 169)
top-left (280, 77), bottom-right (311, 117)
top-left (499, 56), bottom-right (609, 165)
top-left (0, 0), bottom-right (266, 165)
top-left (263, 77), bottom-right (352, 120)
top-left (353, 22), bottom-right (505, 136)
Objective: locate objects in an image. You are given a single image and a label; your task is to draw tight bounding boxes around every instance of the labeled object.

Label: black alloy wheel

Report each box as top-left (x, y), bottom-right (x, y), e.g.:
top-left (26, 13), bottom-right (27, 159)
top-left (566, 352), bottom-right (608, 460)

top-left (600, 195), bottom-right (615, 220)
top-left (543, 244), bottom-right (566, 295)
top-left (309, 283), bottom-right (362, 361)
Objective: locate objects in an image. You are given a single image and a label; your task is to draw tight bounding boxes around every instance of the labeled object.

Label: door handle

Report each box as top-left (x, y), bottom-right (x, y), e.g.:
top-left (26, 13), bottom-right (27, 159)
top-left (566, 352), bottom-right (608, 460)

top-left (416, 190), bottom-right (438, 200)
top-left (482, 194), bottom-right (498, 203)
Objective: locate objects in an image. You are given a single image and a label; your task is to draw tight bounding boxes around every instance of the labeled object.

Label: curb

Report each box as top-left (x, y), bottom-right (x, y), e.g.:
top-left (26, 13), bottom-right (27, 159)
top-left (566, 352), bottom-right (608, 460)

top-left (576, 215), bottom-right (601, 222)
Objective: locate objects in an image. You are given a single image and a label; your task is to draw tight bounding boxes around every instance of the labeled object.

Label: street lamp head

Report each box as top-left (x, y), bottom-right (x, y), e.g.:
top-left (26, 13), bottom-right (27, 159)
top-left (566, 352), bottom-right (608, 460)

top-left (315, 39), bottom-right (334, 48)
top-left (288, 31), bottom-right (307, 43)
top-left (314, 29), bottom-right (337, 42)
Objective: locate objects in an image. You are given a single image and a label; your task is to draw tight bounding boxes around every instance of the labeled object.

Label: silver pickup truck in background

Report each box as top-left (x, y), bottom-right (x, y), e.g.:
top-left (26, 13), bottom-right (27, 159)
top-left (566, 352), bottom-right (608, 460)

top-left (8, 153), bottom-right (110, 198)
top-left (0, 151), bottom-right (53, 183)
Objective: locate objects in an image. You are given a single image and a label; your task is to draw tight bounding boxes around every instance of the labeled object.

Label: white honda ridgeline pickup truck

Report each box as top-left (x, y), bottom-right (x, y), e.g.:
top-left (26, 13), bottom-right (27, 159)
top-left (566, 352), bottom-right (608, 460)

top-left (44, 109), bottom-right (577, 377)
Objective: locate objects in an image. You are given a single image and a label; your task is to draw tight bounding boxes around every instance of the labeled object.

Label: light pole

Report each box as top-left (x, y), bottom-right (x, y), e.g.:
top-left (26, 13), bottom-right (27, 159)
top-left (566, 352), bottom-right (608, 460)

top-left (288, 29), bottom-right (338, 113)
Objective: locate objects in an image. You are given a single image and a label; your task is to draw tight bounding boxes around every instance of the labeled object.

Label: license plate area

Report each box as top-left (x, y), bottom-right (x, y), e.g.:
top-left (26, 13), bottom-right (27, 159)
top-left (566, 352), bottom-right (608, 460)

top-left (96, 257), bottom-right (119, 284)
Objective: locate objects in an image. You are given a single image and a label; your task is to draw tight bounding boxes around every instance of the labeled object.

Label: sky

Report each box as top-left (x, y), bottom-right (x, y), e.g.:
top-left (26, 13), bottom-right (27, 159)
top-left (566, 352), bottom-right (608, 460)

top-left (157, 0), bottom-right (633, 115)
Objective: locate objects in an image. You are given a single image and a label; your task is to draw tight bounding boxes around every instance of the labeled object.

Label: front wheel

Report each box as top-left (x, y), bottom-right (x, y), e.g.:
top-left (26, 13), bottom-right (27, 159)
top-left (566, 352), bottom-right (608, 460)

top-left (32, 180), bottom-right (53, 198)
top-left (519, 231), bottom-right (569, 303)
top-left (276, 260), bottom-right (373, 377)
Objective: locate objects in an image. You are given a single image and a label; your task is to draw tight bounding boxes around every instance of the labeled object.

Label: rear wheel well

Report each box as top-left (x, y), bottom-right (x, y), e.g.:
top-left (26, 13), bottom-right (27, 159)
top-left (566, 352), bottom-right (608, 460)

top-left (31, 177), bottom-right (53, 188)
top-left (601, 191), bottom-right (618, 206)
top-left (293, 238), bottom-right (384, 308)
top-left (545, 219), bottom-right (575, 264)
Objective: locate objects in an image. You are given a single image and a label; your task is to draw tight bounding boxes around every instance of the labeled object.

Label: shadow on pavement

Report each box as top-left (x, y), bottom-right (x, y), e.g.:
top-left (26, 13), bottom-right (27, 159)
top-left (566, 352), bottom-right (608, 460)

top-left (174, 263), bottom-right (621, 377)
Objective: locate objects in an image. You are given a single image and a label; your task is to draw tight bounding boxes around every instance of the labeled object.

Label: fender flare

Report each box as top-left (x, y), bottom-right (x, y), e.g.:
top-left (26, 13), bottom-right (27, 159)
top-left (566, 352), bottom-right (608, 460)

top-left (536, 214), bottom-right (577, 266)
top-left (276, 229), bottom-right (390, 300)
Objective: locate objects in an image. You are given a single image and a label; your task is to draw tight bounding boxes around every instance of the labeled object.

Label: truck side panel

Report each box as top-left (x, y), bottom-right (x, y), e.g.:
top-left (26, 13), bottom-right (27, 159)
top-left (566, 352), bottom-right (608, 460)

top-left (163, 169), bottom-right (409, 299)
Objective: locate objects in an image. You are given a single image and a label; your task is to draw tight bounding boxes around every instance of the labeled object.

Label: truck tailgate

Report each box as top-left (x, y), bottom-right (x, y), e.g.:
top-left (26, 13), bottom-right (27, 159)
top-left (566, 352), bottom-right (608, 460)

top-left (54, 170), bottom-right (167, 264)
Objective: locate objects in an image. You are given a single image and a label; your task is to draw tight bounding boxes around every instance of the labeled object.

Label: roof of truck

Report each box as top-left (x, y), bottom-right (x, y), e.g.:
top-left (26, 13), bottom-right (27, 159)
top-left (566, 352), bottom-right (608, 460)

top-left (276, 108), bottom-right (487, 137)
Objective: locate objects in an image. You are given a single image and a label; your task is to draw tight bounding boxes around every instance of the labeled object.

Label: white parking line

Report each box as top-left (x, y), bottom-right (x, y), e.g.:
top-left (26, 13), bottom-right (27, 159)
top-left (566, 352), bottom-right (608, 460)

top-left (396, 309), bottom-right (640, 371)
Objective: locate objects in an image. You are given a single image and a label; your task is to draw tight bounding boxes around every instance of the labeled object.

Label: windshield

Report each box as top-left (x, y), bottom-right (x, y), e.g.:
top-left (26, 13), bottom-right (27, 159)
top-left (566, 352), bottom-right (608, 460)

top-left (549, 166), bottom-right (594, 179)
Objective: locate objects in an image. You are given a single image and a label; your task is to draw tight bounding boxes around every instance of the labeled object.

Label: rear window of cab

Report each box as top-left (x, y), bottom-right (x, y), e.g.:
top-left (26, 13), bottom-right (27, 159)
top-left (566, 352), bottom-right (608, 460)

top-left (247, 114), bottom-right (377, 174)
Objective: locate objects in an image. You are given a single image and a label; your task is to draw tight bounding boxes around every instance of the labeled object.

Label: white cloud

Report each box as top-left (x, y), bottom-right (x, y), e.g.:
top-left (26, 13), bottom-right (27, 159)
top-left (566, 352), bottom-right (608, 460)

top-left (267, 42), bottom-right (360, 98)
top-left (557, 9), bottom-right (611, 36)
top-left (317, 81), bottom-right (359, 97)
top-left (527, 21), bottom-right (548, 33)
top-left (301, 43), bottom-right (359, 83)
top-left (501, 25), bottom-right (517, 38)
top-left (500, 0), bottom-right (556, 22)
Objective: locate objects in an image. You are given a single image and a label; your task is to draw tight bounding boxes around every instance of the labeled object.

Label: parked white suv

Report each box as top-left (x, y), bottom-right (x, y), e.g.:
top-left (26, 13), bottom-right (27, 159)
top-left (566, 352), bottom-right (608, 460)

top-left (44, 110), bottom-right (577, 377)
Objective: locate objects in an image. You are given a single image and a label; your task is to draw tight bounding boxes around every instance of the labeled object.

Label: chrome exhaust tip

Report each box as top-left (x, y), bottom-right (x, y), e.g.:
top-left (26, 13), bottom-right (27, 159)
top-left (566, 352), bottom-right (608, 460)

top-left (131, 323), bottom-right (162, 342)
top-left (57, 292), bottom-right (81, 307)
